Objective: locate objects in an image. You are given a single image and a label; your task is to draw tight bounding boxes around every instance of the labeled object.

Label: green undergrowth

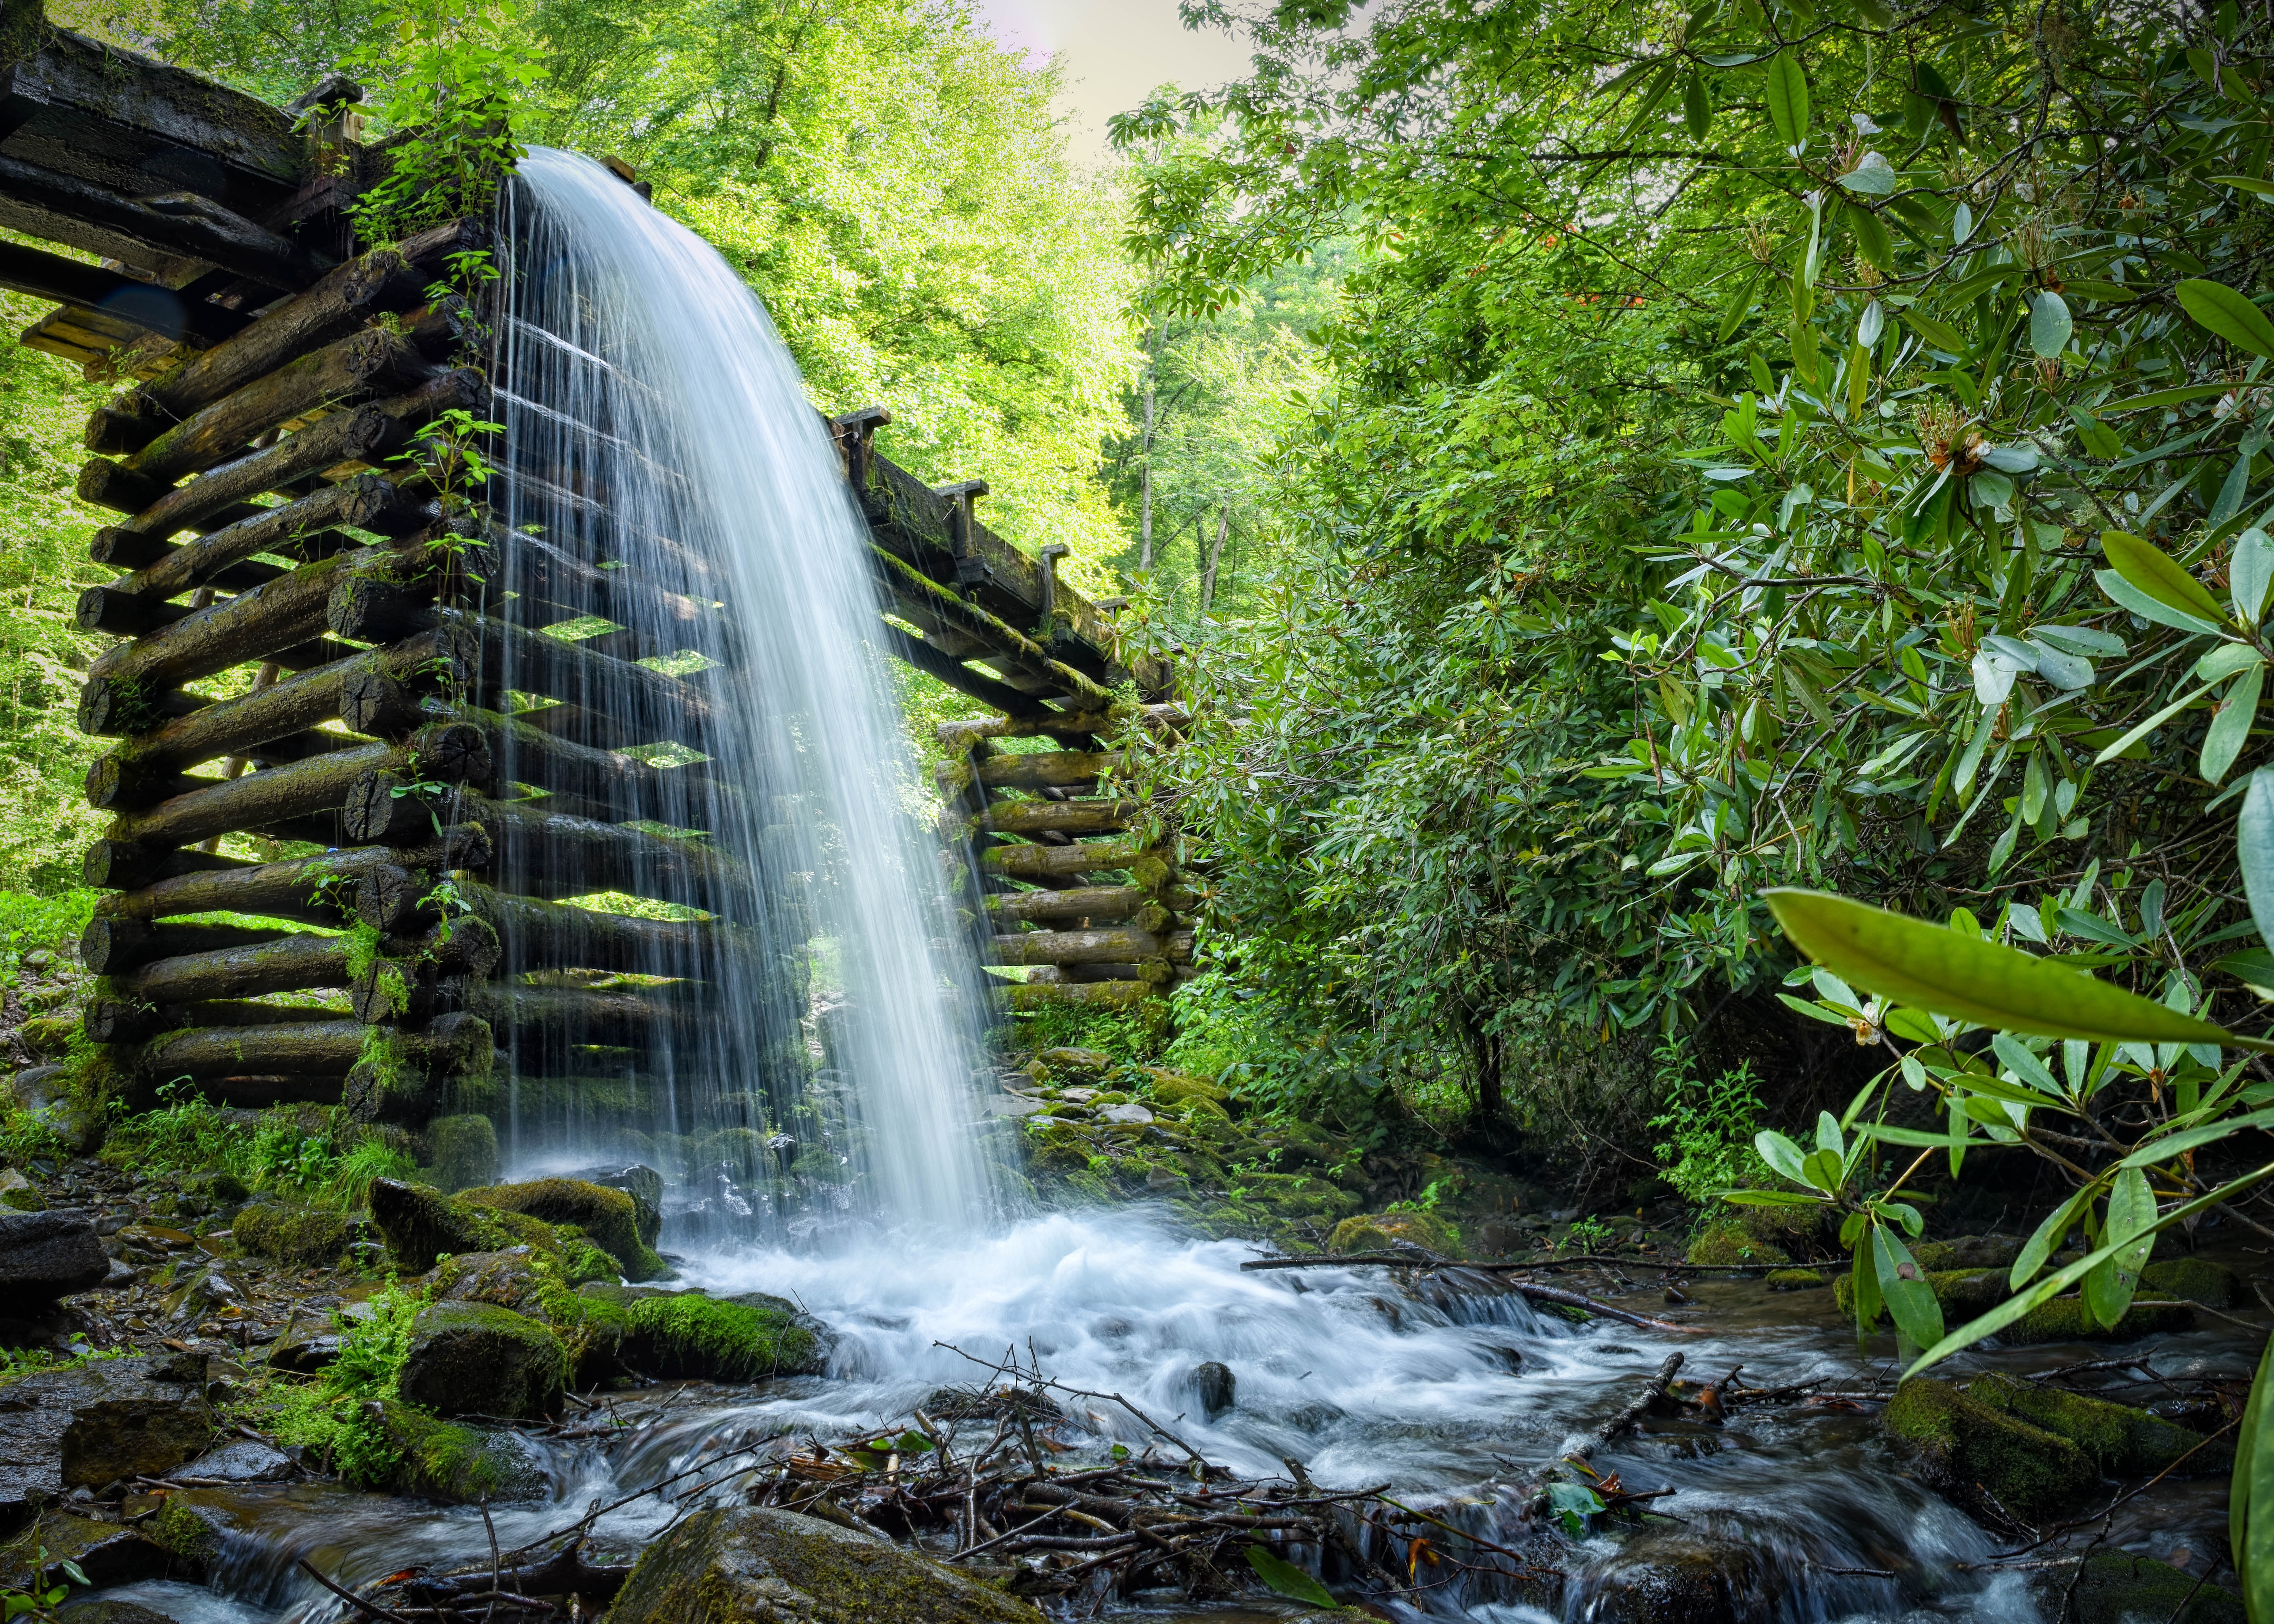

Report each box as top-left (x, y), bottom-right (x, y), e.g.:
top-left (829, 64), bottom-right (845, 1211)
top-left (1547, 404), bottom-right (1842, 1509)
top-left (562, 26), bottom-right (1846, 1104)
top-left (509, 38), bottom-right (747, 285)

top-left (92, 1088), bottom-right (418, 1211)
top-left (251, 1284), bottom-right (424, 1485)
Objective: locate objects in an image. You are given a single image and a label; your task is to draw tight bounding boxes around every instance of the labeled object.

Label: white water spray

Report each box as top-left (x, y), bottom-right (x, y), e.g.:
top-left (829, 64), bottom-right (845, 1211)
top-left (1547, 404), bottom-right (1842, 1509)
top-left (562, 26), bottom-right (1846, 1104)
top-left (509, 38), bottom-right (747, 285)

top-left (490, 148), bottom-right (997, 1235)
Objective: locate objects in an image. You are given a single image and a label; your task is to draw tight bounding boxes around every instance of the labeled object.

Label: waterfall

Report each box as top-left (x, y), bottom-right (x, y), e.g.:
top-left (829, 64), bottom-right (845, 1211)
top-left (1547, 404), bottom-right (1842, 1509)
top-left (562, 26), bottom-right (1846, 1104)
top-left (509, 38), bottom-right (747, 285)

top-left (480, 145), bottom-right (998, 1241)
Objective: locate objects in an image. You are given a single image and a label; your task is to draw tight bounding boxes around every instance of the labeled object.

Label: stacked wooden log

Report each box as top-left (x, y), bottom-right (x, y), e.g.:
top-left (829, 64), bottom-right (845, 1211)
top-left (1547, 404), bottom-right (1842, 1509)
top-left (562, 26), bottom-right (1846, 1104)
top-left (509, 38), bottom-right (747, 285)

top-left (61, 211), bottom-right (754, 1132)
top-left (936, 707), bottom-right (1198, 1011)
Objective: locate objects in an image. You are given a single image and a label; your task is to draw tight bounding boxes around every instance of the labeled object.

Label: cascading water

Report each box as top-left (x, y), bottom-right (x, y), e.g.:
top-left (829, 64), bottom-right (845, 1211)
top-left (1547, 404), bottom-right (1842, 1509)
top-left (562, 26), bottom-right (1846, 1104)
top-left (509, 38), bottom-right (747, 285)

top-left (476, 147), bottom-right (998, 1238)
top-left (87, 150), bottom-right (2242, 1624)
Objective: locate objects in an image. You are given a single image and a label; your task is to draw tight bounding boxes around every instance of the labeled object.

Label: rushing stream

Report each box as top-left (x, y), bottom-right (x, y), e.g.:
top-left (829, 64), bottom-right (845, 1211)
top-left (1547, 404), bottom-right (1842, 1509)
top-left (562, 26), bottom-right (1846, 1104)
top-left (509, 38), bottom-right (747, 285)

top-left (100, 1208), bottom-right (2254, 1623)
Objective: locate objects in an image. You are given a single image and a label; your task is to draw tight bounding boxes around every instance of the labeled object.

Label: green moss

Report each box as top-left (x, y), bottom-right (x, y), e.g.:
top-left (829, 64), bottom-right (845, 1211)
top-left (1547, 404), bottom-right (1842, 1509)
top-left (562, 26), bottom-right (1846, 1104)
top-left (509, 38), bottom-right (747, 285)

top-left (1881, 1376), bottom-right (2091, 1522)
top-left (373, 1399), bottom-right (548, 1501)
top-left (2002, 1296), bottom-right (2196, 1345)
top-left (232, 1202), bottom-right (350, 1266)
top-left (1765, 1268), bottom-right (1825, 1291)
top-left (2141, 1257), bottom-right (2239, 1308)
top-left (424, 1114), bottom-right (498, 1193)
top-left (461, 1178), bottom-right (669, 1281)
top-left (1328, 1210), bottom-right (1459, 1258)
top-left (1686, 1218), bottom-right (1788, 1268)
top-left (2060, 1551), bottom-right (2244, 1624)
top-left (1967, 1371), bottom-right (2228, 1476)
top-left (399, 1301), bottom-right (567, 1418)
top-left (148, 1496), bottom-right (225, 1571)
top-left (623, 1292), bottom-right (827, 1381)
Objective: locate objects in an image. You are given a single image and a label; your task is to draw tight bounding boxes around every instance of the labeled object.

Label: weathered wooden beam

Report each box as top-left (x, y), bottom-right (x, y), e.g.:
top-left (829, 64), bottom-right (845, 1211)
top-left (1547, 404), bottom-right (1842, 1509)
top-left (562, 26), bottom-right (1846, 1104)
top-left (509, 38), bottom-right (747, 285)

top-left (984, 885), bottom-right (1145, 927)
top-left (883, 622), bottom-right (1056, 719)
top-left (102, 917), bottom-right (494, 1008)
top-left (341, 1014), bottom-right (495, 1123)
top-left (79, 916), bottom-right (295, 974)
top-left (0, 240), bottom-right (244, 343)
top-left (977, 799), bottom-right (1141, 839)
top-left (0, 149), bottom-right (321, 288)
top-left (971, 751), bottom-right (1127, 793)
top-left (978, 838), bottom-right (1150, 883)
top-left (455, 881), bottom-right (748, 975)
top-left (82, 840), bottom-right (246, 891)
top-left (84, 996), bottom-right (351, 1045)
top-left (85, 626), bottom-right (473, 781)
top-left (988, 927), bottom-right (1193, 967)
top-left (102, 722), bottom-right (489, 851)
top-left (103, 476), bottom-right (416, 605)
top-left (122, 327), bottom-right (429, 486)
top-left (93, 849), bottom-right (400, 926)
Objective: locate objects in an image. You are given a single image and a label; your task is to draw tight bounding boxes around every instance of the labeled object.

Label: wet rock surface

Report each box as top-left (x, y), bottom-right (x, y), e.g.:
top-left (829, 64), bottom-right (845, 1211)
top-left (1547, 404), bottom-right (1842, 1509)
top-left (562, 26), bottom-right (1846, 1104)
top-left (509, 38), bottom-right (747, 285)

top-left (0, 1210), bottom-right (110, 1303)
top-left (608, 1506), bottom-right (1048, 1624)
top-left (0, 1358), bottom-right (212, 1521)
top-left (398, 1302), bottom-right (568, 1419)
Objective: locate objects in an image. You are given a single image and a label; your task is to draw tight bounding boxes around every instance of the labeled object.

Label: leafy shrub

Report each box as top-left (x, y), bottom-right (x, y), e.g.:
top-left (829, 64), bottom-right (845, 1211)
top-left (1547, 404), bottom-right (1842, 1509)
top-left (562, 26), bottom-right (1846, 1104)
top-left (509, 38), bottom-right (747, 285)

top-left (1650, 1048), bottom-right (1773, 1208)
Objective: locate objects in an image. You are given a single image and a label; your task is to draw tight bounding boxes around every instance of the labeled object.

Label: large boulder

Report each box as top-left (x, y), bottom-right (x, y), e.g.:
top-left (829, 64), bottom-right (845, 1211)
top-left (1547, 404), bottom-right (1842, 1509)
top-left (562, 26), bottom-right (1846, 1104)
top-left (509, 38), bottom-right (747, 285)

top-left (54, 1603), bottom-right (186, 1624)
top-left (461, 1178), bottom-right (669, 1281)
top-left (1881, 1377), bottom-right (2091, 1522)
top-left (604, 1288), bottom-right (830, 1382)
top-left (231, 1202), bottom-right (351, 1266)
top-left (396, 1302), bottom-right (567, 1420)
top-left (0, 1509), bottom-right (175, 1589)
top-left (1968, 1372), bottom-right (2228, 1477)
top-left (608, 1505), bottom-right (1045, 1624)
top-left (0, 1360), bottom-right (210, 1523)
top-left (2045, 1552), bottom-right (2244, 1624)
top-left (1578, 1533), bottom-right (1776, 1624)
top-left (374, 1401), bottom-right (551, 1502)
top-left (1327, 1211), bottom-right (1460, 1259)
top-left (426, 1114), bottom-right (500, 1192)
top-left (0, 1210), bottom-right (109, 1301)
top-left (561, 1163), bottom-right (665, 1245)
top-left (366, 1180), bottom-right (614, 1281)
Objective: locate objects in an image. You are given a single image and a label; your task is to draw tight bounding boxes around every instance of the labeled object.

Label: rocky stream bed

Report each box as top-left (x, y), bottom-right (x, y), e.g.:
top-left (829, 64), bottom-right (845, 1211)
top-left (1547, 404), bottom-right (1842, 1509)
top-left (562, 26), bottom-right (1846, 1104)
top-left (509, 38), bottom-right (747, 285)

top-left (0, 1055), bottom-right (2268, 1622)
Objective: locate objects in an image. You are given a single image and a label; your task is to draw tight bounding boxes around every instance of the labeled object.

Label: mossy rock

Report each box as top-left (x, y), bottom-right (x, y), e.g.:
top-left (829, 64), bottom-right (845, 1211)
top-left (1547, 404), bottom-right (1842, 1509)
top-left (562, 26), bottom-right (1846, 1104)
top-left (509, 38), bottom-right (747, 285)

top-left (232, 1201), bottom-right (350, 1267)
top-left (1034, 1047), bottom-right (1112, 1078)
top-left (2045, 1551), bottom-right (2244, 1624)
top-left (397, 1301), bottom-right (568, 1419)
top-left (2142, 1257), bottom-right (2239, 1308)
top-left (430, 1248), bottom-right (551, 1318)
top-left (147, 1493), bottom-right (231, 1576)
top-left (1967, 1371), bottom-right (2228, 1476)
top-left (2, 1509), bottom-right (171, 1590)
top-left (366, 1179), bottom-right (615, 1281)
top-left (1329, 1210), bottom-right (1459, 1259)
top-left (618, 1290), bottom-right (830, 1382)
top-left (425, 1114), bottom-right (498, 1193)
top-left (375, 1399), bottom-right (551, 1502)
top-left (2001, 1296), bottom-right (2196, 1345)
top-left (1881, 1377), bottom-right (2091, 1523)
top-left (1834, 1268), bottom-right (2009, 1317)
top-left (1735, 1202), bottom-right (1825, 1247)
top-left (462, 1178), bottom-right (670, 1282)
top-left (608, 1505), bottom-right (1045, 1624)
top-left (1138, 1067), bottom-right (1228, 1109)
top-left (1686, 1219), bottom-right (1787, 1268)
top-left (1765, 1268), bottom-right (1825, 1291)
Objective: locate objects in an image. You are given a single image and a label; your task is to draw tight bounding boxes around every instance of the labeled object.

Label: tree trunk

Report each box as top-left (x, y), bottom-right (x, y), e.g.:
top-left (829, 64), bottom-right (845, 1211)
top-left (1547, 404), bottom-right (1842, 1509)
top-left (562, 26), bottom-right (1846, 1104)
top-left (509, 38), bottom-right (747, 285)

top-left (1201, 507), bottom-right (1230, 615)
top-left (970, 751), bottom-right (1127, 793)
top-left (85, 995), bottom-right (353, 1045)
top-left (978, 838), bottom-right (1150, 883)
top-left (1139, 374), bottom-right (1155, 572)
top-left (108, 475), bottom-right (409, 603)
top-left (458, 880), bottom-right (750, 975)
top-left (95, 849), bottom-right (402, 926)
top-left (79, 917), bottom-right (297, 975)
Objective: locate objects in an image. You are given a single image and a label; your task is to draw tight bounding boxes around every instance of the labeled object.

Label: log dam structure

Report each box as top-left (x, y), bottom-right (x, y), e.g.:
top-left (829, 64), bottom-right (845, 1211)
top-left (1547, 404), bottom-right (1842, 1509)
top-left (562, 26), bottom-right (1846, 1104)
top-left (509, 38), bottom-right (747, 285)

top-left (0, 4), bottom-right (1195, 1145)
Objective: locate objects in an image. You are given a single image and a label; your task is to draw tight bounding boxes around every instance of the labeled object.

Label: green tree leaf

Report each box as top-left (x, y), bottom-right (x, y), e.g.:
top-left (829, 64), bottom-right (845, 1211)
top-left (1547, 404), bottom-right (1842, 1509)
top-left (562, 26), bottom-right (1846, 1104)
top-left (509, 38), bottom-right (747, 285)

top-left (2203, 663), bottom-right (2266, 786)
top-left (1763, 52), bottom-right (1810, 146)
top-left (2231, 1329), bottom-right (2274, 1619)
top-left (2178, 279), bottom-right (2274, 358)
top-left (2083, 1166), bottom-right (2155, 1329)
top-left (2240, 768), bottom-right (2274, 950)
top-left (2029, 290), bottom-right (2072, 358)
top-left (1243, 1545), bottom-right (1337, 1607)
top-left (1683, 72), bottom-right (1712, 138)
top-left (1763, 890), bottom-right (2273, 1049)
top-left (2101, 530), bottom-right (2229, 626)
top-left (1872, 1224), bottom-right (1946, 1349)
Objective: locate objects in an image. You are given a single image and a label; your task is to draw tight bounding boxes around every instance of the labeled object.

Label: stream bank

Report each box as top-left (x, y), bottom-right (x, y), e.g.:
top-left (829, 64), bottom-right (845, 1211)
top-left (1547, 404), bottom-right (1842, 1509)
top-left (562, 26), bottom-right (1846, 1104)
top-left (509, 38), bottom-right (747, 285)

top-left (1, 1092), bottom-right (2264, 1624)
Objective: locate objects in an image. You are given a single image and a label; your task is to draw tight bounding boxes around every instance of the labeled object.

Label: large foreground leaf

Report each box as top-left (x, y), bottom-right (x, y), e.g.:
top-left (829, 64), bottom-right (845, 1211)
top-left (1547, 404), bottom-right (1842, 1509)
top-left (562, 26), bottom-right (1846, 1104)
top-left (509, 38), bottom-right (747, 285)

top-left (1764, 891), bottom-right (2271, 1050)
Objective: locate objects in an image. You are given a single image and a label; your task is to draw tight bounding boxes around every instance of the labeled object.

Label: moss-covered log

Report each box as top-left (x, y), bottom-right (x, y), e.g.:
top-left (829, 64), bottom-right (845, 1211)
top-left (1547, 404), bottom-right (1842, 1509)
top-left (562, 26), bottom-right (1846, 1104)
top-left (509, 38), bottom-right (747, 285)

top-left (79, 916), bottom-right (297, 974)
top-left (101, 722), bottom-right (489, 851)
top-left (105, 476), bottom-right (415, 603)
top-left (983, 885), bottom-right (1144, 926)
top-left (84, 995), bottom-right (352, 1045)
top-left (93, 849), bottom-right (406, 926)
top-left (978, 838), bottom-right (1149, 882)
top-left (976, 799), bottom-right (1140, 838)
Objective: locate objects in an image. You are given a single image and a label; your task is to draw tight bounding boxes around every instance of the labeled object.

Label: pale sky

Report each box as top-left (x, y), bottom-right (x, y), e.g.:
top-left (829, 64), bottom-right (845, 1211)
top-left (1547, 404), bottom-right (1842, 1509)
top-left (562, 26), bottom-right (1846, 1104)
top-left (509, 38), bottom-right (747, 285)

top-left (972, 0), bottom-right (1256, 165)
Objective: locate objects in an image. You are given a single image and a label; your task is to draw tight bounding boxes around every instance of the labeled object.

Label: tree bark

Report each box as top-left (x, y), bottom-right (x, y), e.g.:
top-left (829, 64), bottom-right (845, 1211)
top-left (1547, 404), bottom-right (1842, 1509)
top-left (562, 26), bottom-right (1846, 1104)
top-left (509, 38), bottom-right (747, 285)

top-left (106, 917), bottom-right (493, 1008)
top-left (409, 785), bottom-right (751, 914)
top-left (450, 982), bottom-right (717, 1058)
top-left (82, 840), bottom-right (248, 891)
top-left (87, 728), bottom-right (365, 810)
top-left (988, 926), bottom-right (1191, 966)
top-left (341, 1013), bottom-right (495, 1124)
top-left (1201, 507), bottom-right (1230, 615)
